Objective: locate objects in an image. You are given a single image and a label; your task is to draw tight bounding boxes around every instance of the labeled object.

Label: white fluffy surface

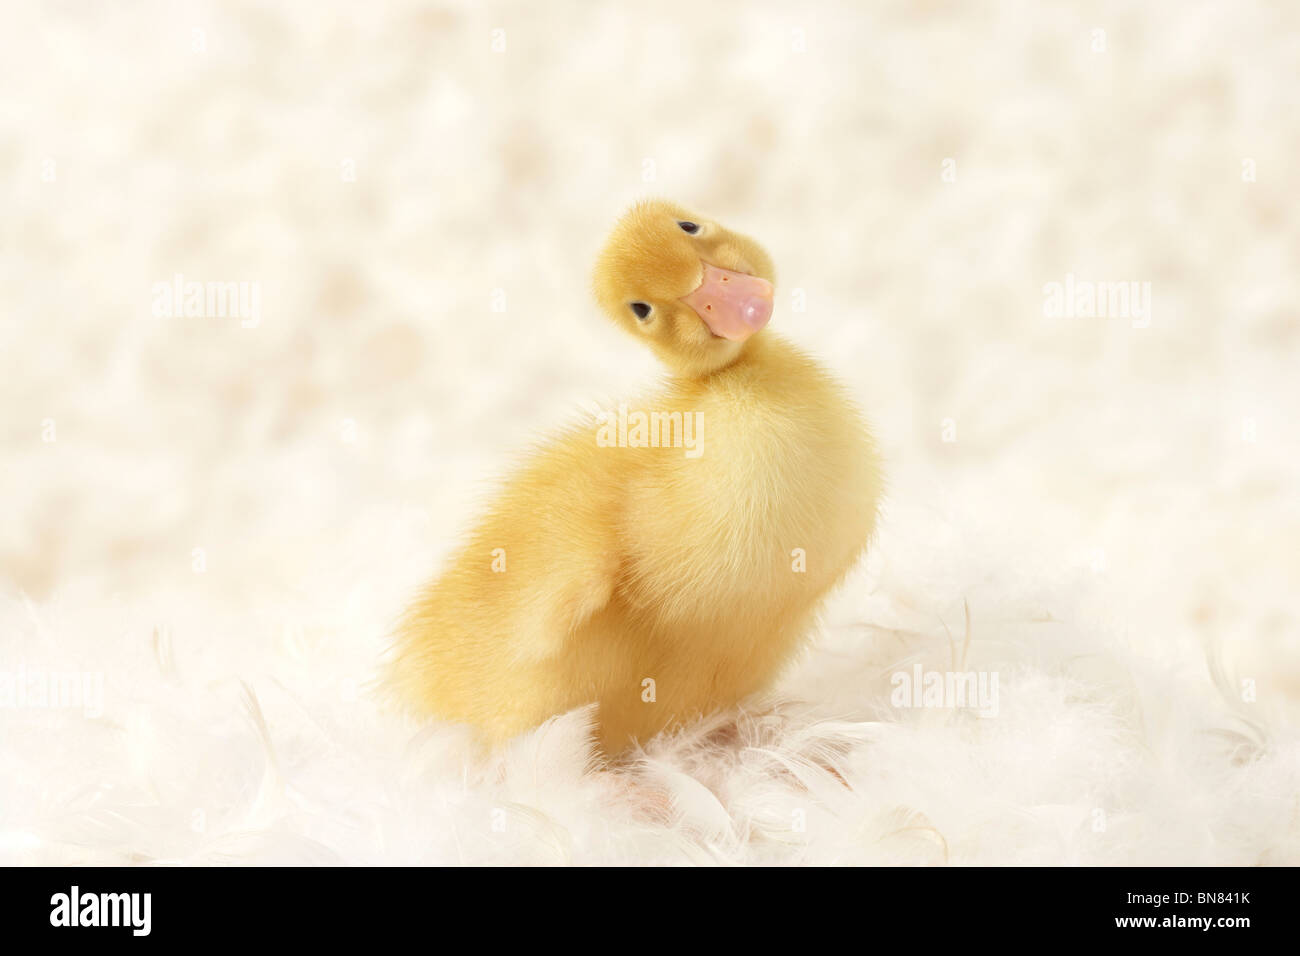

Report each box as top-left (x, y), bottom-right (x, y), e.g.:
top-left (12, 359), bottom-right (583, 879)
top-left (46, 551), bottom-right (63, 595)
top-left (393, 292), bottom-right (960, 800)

top-left (3, 0), bottom-right (1299, 865)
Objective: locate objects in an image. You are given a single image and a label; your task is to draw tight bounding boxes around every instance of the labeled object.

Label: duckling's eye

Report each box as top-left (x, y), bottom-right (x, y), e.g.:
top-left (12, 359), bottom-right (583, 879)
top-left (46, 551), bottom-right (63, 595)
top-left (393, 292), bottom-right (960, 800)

top-left (677, 221), bottom-right (700, 234)
top-left (630, 302), bottom-right (652, 320)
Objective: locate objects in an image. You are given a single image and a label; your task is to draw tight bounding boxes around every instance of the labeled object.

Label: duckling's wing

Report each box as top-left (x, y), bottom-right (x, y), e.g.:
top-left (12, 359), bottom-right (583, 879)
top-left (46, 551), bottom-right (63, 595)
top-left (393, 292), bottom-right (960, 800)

top-left (491, 434), bottom-right (623, 661)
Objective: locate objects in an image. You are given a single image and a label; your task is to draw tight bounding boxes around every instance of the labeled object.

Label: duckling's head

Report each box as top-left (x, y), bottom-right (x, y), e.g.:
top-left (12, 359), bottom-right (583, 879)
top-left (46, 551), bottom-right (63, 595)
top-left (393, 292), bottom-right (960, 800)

top-left (593, 200), bottom-right (776, 378)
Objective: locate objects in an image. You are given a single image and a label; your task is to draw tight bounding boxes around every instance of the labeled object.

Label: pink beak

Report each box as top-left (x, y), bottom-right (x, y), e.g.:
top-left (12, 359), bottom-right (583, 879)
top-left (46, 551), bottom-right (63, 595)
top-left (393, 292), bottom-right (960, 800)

top-left (680, 263), bottom-right (775, 342)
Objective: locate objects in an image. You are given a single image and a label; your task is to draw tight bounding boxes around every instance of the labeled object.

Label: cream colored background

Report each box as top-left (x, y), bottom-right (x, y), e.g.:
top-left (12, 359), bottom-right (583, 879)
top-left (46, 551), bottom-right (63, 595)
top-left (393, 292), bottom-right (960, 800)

top-left (2, 1), bottom-right (1297, 864)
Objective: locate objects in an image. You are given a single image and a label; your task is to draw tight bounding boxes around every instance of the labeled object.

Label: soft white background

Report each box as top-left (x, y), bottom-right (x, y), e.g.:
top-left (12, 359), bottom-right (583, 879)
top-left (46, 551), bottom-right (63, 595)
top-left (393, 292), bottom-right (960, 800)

top-left (2, 0), bottom-right (1297, 864)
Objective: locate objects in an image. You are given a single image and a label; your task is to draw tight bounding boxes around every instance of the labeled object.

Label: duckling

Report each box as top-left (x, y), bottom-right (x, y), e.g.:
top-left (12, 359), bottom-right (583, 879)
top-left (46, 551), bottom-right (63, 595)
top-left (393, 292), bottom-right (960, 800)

top-left (388, 200), bottom-right (881, 755)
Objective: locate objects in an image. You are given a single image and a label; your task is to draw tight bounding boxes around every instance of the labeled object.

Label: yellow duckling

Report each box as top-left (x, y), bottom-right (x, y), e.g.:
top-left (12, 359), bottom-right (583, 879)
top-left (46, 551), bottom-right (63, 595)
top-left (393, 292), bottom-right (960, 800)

top-left (388, 200), bottom-right (881, 754)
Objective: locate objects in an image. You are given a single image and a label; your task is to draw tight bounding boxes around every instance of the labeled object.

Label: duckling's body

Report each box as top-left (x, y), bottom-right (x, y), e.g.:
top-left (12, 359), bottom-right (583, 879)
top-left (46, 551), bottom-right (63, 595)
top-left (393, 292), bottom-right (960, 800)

top-left (389, 202), bottom-right (881, 754)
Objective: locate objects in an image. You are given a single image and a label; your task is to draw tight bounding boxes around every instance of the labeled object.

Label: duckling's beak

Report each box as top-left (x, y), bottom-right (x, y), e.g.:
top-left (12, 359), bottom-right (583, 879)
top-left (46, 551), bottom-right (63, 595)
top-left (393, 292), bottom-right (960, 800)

top-left (681, 263), bottom-right (774, 342)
